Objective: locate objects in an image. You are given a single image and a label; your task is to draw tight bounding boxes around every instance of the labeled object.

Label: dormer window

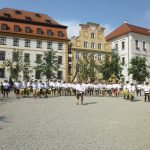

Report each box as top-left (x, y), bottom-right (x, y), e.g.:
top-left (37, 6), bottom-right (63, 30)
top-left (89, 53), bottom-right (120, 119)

top-left (15, 10), bottom-right (21, 14)
top-left (58, 31), bottom-right (63, 37)
top-left (45, 20), bottom-right (51, 24)
top-left (4, 13), bottom-right (11, 18)
top-left (47, 30), bottom-right (53, 36)
top-left (25, 16), bottom-right (32, 21)
top-left (14, 25), bottom-right (20, 32)
top-left (35, 13), bottom-right (41, 17)
top-left (37, 28), bottom-right (43, 35)
top-left (25, 27), bottom-right (32, 33)
top-left (1, 24), bottom-right (8, 30)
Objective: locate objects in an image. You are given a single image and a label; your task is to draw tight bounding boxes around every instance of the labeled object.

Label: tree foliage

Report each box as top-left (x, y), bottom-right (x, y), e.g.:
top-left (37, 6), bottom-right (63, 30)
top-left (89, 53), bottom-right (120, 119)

top-left (2, 49), bottom-right (30, 80)
top-left (35, 49), bottom-right (59, 80)
top-left (98, 54), bottom-right (122, 80)
top-left (76, 52), bottom-right (98, 82)
top-left (128, 56), bottom-right (149, 82)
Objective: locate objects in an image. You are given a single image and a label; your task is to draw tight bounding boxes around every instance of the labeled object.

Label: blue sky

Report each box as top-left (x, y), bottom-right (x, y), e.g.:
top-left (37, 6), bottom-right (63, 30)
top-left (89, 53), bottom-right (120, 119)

top-left (0, 0), bottom-right (150, 38)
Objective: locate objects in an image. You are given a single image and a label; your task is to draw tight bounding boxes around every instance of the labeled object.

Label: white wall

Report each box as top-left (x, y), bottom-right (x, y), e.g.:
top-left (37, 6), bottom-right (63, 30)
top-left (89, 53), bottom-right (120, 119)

top-left (0, 35), bottom-right (67, 81)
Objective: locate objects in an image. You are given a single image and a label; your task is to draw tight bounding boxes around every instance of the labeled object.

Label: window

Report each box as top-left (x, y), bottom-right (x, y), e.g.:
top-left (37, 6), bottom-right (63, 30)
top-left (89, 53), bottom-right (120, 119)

top-left (58, 31), bottom-right (63, 37)
top-left (84, 41), bottom-right (88, 48)
top-left (0, 37), bottom-right (7, 45)
top-left (58, 43), bottom-right (63, 50)
top-left (143, 42), bottom-right (146, 50)
top-left (36, 40), bottom-right (42, 48)
top-left (15, 10), bottom-right (21, 14)
top-left (76, 51), bottom-right (80, 60)
top-left (13, 52), bottom-right (19, 61)
top-left (14, 25), bottom-right (20, 32)
top-left (36, 54), bottom-right (42, 63)
top-left (0, 68), bottom-right (5, 78)
top-left (68, 64), bottom-right (71, 75)
top-left (57, 71), bottom-right (63, 80)
top-left (47, 42), bottom-right (52, 49)
top-left (13, 38), bottom-right (19, 46)
top-left (0, 51), bottom-right (5, 60)
top-left (122, 41), bottom-right (125, 49)
top-left (35, 70), bottom-right (41, 79)
top-left (115, 43), bottom-right (118, 50)
top-left (68, 57), bottom-right (72, 63)
top-left (1, 24), bottom-right (8, 30)
top-left (91, 33), bottom-right (95, 38)
top-left (25, 16), bottom-right (32, 21)
top-left (37, 28), bottom-right (43, 35)
top-left (25, 27), bottom-right (32, 33)
top-left (135, 40), bottom-right (139, 50)
top-left (58, 56), bottom-right (62, 64)
top-left (76, 64), bottom-right (79, 72)
top-left (25, 39), bottom-right (30, 47)
top-left (121, 57), bottom-right (125, 65)
top-left (98, 52), bottom-right (102, 61)
top-left (35, 13), bottom-right (41, 17)
top-left (91, 42), bottom-right (95, 48)
top-left (45, 20), bottom-right (51, 24)
top-left (98, 43), bottom-right (102, 49)
top-left (4, 13), bottom-right (11, 18)
top-left (47, 30), bottom-right (53, 36)
top-left (24, 53), bottom-right (30, 62)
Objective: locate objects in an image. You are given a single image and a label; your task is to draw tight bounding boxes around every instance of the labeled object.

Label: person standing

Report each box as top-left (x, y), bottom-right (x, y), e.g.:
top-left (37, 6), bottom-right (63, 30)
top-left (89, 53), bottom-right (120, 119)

top-left (76, 81), bottom-right (86, 105)
top-left (2, 80), bottom-right (10, 98)
top-left (143, 82), bottom-right (150, 102)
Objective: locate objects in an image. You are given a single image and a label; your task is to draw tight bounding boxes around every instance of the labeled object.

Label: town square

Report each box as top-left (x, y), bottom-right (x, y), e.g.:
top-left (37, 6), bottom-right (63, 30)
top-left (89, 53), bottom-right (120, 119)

top-left (0, 0), bottom-right (150, 149)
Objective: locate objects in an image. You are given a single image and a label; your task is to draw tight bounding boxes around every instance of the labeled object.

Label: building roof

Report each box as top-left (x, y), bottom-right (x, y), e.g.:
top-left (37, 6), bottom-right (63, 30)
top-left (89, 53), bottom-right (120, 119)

top-left (106, 23), bottom-right (150, 41)
top-left (0, 8), bottom-right (69, 41)
top-left (0, 8), bottom-right (61, 26)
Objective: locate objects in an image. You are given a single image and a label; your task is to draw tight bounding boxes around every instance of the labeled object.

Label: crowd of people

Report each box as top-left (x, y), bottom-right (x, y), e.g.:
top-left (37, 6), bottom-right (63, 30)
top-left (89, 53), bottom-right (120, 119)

top-left (0, 79), bottom-right (150, 104)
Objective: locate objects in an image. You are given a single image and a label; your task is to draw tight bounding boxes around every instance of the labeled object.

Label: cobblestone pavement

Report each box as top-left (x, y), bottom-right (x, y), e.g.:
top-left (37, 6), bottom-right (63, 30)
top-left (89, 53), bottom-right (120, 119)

top-left (0, 94), bottom-right (150, 150)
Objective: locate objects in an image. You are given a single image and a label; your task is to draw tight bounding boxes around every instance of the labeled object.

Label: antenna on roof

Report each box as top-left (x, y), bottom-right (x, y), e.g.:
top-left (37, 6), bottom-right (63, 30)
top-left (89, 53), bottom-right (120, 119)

top-left (124, 20), bottom-right (128, 23)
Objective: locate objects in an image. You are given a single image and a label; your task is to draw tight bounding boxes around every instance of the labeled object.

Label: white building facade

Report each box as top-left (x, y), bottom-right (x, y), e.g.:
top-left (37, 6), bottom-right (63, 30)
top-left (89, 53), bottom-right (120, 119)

top-left (0, 8), bottom-right (69, 81)
top-left (106, 23), bottom-right (150, 83)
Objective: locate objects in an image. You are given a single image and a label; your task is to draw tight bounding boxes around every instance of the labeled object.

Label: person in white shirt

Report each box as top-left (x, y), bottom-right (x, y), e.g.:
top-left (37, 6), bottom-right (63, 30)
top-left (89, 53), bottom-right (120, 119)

top-left (136, 82), bottom-right (142, 96)
top-left (123, 81), bottom-right (130, 99)
top-left (44, 80), bottom-right (49, 97)
top-left (38, 80), bottom-right (43, 98)
top-left (76, 81), bottom-right (86, 105)
top-left (22, 79), bottom-right (27, 97)
top-left (2, 80), bottom-right (10, 98)
top-left (56, 80), bottom-right (62, 96)
top-left (143, 82), bottom-right (150, 102)
top-left (32, 80), bottom-right (38, 98)
top-left (15, 81), bottom-right (21, 98)
top-left (129, 83), bottom-right (135, 101)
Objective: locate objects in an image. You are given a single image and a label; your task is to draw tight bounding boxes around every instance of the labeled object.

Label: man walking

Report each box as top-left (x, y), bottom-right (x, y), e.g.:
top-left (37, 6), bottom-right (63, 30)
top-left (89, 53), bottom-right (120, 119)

top-left (76, 81), bottom-right (85, 105)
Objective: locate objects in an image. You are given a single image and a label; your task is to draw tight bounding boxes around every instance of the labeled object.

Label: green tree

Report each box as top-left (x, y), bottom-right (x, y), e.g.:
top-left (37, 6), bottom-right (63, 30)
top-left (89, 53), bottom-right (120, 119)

top-left (99, 54), bottom-right (122, 80)
top-left (128, 56), bottom-right (149, 82)
top-left (76, 52), bottom-right (98, 82)
top-left (35, 49), bottom-right (59, 80)
top-left (2, 49), bottom-right (30, 80)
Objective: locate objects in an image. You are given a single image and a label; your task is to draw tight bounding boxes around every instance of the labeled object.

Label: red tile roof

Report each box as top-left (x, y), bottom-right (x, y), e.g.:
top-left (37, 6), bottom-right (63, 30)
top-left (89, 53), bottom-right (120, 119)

top-left (106, 23), bottom-right (150, 41)
top-left (0, 8), bottom-right (60, 25)
top-left (0, 8), bottom-right (69, 41)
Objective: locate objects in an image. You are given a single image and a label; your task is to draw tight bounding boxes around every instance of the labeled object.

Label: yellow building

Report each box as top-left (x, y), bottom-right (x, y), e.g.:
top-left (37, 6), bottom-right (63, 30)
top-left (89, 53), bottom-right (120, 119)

top-left (71, 22), bottom-right (111, 81)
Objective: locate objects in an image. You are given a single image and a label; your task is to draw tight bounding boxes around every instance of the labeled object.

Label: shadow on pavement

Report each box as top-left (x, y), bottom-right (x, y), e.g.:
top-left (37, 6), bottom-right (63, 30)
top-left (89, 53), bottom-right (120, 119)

top-left (83, 102), bottom-right (98, 105)
top-left (132, 98), bottom-right (141, 102)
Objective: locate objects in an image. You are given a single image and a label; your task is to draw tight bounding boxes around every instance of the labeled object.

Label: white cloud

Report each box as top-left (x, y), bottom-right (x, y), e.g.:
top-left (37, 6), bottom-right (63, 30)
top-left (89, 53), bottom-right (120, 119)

top-left (58, 20), bottom-right (80, 38)
top-left (144, 10), bottom-right (150, 20)
top-left (59, 20), bottom-right (114, 38)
